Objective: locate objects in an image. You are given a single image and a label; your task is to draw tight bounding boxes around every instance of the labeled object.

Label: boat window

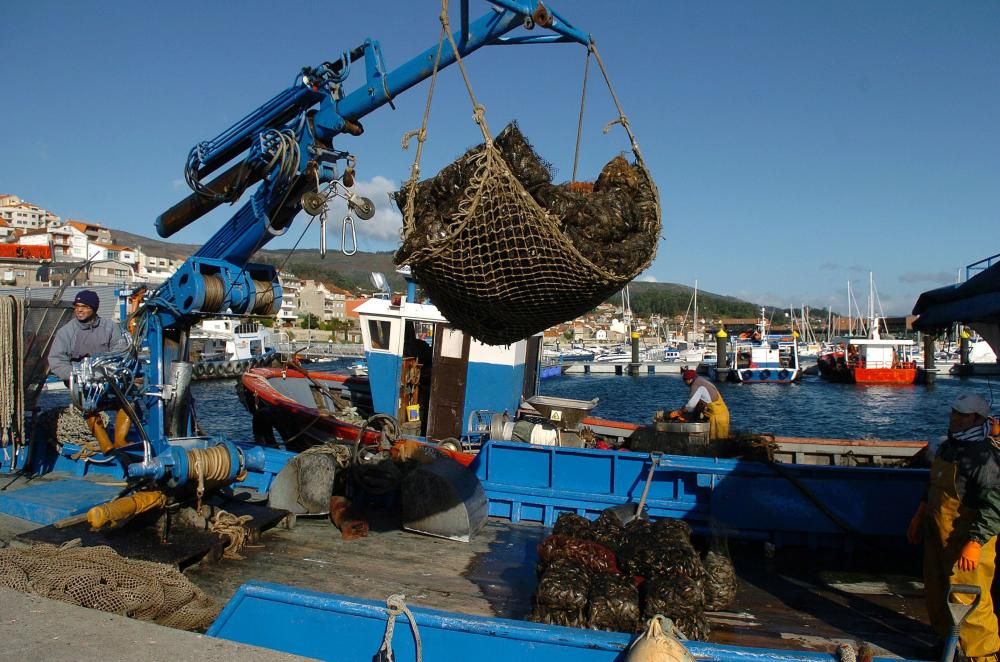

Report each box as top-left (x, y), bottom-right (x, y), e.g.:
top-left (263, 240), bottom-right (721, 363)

top-left (439, 326), bottom-right (465, 359)
top-left (368, 319), bottom-right (393, 350)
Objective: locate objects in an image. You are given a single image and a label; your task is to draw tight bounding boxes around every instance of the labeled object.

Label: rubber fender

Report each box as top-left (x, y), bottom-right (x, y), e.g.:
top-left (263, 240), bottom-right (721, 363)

top-left (778, 369), bottom-right (789, 380)
top-left (760, 369), bottom-right (771, 380)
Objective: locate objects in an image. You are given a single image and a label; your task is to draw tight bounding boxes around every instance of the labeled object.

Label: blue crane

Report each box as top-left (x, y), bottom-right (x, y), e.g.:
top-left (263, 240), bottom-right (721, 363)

top-left (67, 1), bottom-right (592, 491)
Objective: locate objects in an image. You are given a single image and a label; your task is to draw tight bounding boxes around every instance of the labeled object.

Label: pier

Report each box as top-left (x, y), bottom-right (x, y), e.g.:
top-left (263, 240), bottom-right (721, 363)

top-left (275, 342), bottom-right (364, 361)
top-left (562, 361), bottom-right (684, 375)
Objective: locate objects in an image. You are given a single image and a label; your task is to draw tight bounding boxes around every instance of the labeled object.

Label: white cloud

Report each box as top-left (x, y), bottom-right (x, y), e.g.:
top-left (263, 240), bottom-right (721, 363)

top-left (327, 175), bottom-right (403, 248)
top-left (637, 273), bottom-right (659, 283)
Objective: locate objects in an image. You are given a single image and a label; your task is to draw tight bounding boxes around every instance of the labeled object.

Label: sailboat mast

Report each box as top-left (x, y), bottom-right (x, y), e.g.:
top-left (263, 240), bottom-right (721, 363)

top-left (693, 280), bottom-right (699, 343)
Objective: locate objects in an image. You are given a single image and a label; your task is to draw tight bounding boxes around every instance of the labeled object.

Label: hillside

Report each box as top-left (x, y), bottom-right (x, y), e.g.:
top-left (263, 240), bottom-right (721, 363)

top-left (108, 229), bottom-right (779, 318)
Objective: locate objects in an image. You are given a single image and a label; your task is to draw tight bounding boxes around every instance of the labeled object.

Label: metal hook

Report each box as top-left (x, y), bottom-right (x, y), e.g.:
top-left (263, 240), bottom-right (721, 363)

top-left (341, 216), bottom-right (357, 256)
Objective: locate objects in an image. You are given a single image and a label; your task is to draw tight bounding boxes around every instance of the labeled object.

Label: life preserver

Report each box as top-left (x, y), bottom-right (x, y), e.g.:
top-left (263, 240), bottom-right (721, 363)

top-left (760, 369), bottom-right (771, 380)
top-left (778, 369), bottom-right (789, 380)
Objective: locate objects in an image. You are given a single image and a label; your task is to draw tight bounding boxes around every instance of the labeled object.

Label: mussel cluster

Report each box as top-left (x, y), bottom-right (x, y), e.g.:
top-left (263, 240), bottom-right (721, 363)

top-left (393, 122), bottom-right (660, 346)
top-left (529, 510), bottom-right (738, 639)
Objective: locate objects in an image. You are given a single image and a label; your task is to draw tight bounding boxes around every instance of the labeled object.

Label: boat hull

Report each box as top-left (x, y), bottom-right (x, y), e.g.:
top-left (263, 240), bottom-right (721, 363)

top-left (208, 581), bottom-right (869, 662)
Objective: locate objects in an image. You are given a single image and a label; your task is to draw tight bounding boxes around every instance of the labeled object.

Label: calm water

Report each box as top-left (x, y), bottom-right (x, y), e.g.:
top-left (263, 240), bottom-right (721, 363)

top-left (45, 361), bottom-right (991, 444)
top-left (540, 372), bottom-right (997, 441)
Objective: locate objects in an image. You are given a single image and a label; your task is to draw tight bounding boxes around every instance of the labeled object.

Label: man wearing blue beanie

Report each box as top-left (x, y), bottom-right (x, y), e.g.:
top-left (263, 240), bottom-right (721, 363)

top-left (48, 289), bottom-right (129, 382)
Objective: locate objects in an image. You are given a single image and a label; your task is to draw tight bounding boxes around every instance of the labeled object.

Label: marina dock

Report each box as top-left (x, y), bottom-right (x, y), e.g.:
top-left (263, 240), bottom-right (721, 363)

top-left (562, 361), bottom-right (685, 375)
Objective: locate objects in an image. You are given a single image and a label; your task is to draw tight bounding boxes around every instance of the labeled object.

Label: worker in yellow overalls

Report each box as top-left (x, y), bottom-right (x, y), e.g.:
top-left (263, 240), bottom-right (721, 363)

top-left (676, 369), bottom-right (730, 440)
top-left (908, 393), bottom-right (1000, 661)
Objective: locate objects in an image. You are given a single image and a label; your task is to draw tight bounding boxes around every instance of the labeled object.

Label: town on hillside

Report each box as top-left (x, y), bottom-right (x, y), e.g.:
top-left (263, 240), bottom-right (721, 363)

top-left (0, 192), bottom-right (904, 346)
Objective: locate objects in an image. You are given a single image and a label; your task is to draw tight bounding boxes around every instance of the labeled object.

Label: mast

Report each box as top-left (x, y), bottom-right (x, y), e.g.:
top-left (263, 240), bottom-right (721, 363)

top-left (847, 281), bottom-right (852, 336)
top-left (693, 280), bottom-right (698, 344)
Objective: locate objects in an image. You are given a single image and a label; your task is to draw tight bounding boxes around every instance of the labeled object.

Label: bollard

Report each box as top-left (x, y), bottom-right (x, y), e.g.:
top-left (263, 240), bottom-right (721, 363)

top-left (923, 334), bottom-right (936, 385)
top-left (714, 327), bottom-right (729, 382)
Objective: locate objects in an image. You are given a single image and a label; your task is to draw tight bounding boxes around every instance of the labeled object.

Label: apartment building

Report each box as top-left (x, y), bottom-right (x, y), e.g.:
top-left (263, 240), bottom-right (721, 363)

top-left (0, 194), bottom-right (60, 230)
top-left (298, 280), bottom-right (351, 322)
top-left (277, 272), bottom-right (301, 326)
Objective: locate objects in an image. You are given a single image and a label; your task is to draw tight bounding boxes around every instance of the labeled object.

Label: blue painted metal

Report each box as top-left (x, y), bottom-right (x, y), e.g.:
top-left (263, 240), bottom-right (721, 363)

top-left (0, 479), bottom-right (121, 525)
top-left (472, 441), bottom-right (927, 548)
top-left (365, 350), bottom-right (402, 419)
top-left (208, 581), bottom-right (917, 662)
top-left (463, 361), bottom-right (524, 424)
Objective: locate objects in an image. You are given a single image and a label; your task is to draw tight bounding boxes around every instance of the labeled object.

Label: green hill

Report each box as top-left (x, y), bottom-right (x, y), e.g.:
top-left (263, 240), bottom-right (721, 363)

top-left (109, 229), bottom-right (788, 318)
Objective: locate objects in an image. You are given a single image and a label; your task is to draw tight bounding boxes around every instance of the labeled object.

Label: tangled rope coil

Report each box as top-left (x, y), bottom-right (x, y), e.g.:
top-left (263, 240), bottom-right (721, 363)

top-left (374, 594), bottom-right (422, 662)
top-left (301, 441), bottom-right (353, 468)
top-left (209, 509), bottom-right (255, 560)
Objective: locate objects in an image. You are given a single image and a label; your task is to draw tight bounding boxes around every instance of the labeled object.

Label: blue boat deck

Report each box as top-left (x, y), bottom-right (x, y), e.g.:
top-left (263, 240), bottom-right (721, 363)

top-left (180, 513), bottom-right (933, 659)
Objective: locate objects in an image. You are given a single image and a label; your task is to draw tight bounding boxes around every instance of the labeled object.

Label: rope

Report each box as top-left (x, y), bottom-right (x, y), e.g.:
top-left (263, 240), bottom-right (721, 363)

top-left (0, 296), bottom-right (25, 455)
top-left (570, 48), bottom-right (592, 183)
top-left (374, 594), bottom-right (422, 662)
top-left (400, 3), bottom-right (450, 238)
top-left (301, 442), bottom-right (353, 468)
top-left (187, 445), bottom-right (233, 506)
top-left (440, 0), bottom-right (493, 145)
top-left (208, 509), bottom-right (255, 560)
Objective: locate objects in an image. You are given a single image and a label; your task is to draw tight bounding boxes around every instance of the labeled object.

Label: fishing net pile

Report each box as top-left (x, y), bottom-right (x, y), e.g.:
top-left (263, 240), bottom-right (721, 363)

top-left (395, 123), bottom-right (660, 346)
top-left (0, 540), bottom-right (221, 631)
top-left (529, 510), bottom-right (737, 639)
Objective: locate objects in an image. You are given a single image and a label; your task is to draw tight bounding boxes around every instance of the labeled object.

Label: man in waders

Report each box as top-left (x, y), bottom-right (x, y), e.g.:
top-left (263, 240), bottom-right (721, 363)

top-left (908, 393), bottom-right (1000, 661)
top-left (675, 369), bottom-right (730, 440)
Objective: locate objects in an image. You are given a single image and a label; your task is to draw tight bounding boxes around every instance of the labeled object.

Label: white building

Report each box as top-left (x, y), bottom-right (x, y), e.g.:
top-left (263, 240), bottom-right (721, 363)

top-left (0, 194), bottom-right (60, 230)
top-left (46, 222), bottom-right (92, 261)
top-left (277, 271), bottom-right (301, 326)
top-left (137, 251), bottom-right (182, 285)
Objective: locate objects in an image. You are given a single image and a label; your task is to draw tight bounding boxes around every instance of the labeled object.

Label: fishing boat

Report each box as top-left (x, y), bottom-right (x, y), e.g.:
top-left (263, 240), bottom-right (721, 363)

top-left (711, 308), bottom-right (801, 383)
top-left (817, 275), bottom-right (923, 385)
top-left (190, 319), bottom-right (278, 379)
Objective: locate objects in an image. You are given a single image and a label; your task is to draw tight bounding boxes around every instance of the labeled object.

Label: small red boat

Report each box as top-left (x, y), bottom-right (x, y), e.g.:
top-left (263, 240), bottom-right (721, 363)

top-left (238, 365), bottom-right (476, 466)
top-left (816, 337), bottom-right (922, 385)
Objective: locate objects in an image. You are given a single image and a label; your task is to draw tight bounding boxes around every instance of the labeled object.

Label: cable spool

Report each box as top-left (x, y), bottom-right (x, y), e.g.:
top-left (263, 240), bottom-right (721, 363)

top-left (252, 279), bottom-right (277, 315)
top-left (202, 275), bottom-right (225, 313)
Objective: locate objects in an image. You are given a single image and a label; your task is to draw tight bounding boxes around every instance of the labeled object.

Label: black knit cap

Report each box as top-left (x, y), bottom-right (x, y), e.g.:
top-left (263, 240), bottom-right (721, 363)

top-left (73, 290), bottom-right (100, 312)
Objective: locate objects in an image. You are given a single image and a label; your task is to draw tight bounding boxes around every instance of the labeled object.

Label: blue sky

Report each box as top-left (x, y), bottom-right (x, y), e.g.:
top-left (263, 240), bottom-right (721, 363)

top-left (1, 1), bottom-right (997, 315)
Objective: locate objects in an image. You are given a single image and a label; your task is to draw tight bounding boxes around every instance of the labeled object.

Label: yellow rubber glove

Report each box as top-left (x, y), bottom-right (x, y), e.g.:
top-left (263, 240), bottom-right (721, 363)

top-left (957, 540), bottom-right (983, 571)
top-left (906, 502), bottom-right (927, 545)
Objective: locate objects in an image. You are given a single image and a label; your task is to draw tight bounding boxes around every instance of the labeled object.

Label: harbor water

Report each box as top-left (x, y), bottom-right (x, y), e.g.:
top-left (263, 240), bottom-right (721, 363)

top-left (168, 360), bottom-right (999, 444)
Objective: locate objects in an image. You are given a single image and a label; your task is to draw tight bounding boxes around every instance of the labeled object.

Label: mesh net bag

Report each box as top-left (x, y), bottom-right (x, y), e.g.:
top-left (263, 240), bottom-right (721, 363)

top-left (551, 512), bottom-right (594, 540)
top-left (587, 572), bottom-right (642, 632)
top-left (535, 559), bottom-right (592, 610)
top-left (395, 122), bottom-right (660, 346)
top-left (537, 534), bottom-right (620, 575)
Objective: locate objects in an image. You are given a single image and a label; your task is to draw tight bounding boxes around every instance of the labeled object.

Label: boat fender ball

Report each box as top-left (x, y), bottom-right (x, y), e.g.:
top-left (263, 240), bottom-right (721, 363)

top-left (625, 615), bottom-right (695, 662)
